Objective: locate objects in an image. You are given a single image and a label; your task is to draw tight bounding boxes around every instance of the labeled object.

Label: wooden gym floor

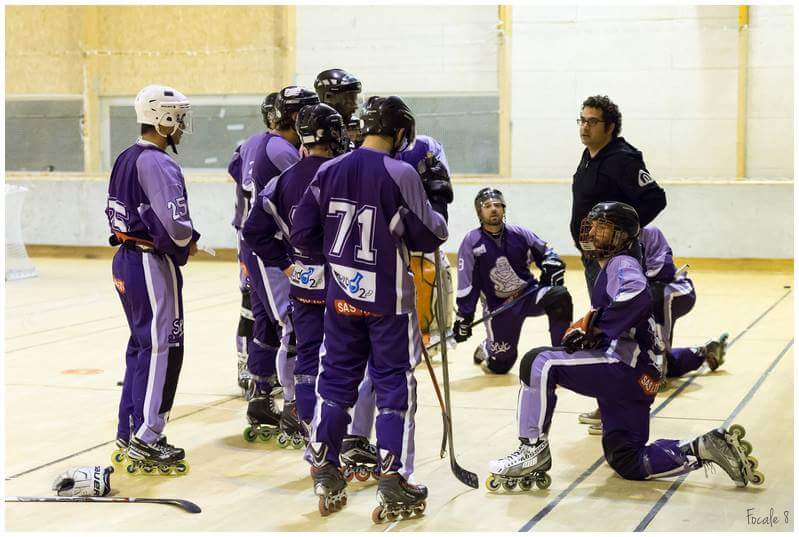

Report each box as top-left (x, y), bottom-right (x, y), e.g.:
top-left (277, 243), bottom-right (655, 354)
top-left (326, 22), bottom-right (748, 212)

top-left (4, 256), bottom-right (794, 531)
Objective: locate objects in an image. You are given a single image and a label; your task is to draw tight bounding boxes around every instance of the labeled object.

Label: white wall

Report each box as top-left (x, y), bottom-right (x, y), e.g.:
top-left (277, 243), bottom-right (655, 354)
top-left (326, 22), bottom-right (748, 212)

top-left (511, 6), bottom-right (793, 180)
top-left (747, 6), bottom-right (794, 178)
top-left (295, 6), bottom-right (498, 94)
top-left (7, 175), bottom-right (793, 259)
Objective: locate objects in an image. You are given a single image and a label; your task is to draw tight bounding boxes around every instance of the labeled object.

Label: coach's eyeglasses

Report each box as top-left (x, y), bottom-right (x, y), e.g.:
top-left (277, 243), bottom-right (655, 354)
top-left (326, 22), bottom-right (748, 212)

top-left (576, 117), bottom-right (605, 127)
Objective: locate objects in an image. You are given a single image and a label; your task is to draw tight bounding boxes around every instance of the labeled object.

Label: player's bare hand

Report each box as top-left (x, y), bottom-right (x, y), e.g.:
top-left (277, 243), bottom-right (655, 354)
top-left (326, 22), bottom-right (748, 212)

top-left (188, 241), bottom-right (198, 256)
top-left (283, 264), bottom-right (295, 278)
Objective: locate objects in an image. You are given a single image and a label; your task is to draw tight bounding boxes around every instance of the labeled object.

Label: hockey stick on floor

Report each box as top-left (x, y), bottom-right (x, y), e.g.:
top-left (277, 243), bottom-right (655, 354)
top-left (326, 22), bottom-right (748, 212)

top-left (431, 248), bottom-right (479, 489)
top-left (6, 495), bottom-right (202, 514)
top-left (421, 344), bottom-right (449, 459)
top-left (424, 281), bottom-right (540, 353)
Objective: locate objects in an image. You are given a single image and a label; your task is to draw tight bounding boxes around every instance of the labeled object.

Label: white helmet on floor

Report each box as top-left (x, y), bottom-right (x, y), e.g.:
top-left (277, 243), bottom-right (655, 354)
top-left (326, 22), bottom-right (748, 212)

top-left (134, 85), bottom-right (193, 136)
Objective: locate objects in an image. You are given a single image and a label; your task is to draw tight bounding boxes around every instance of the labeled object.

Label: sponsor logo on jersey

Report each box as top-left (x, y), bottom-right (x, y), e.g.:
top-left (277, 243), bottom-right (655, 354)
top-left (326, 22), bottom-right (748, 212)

top-left (113, 277), bottom-right (126, 294)
top-left (333, 299), bottom-right (381, 317)
top-left (637, 373), bottom-right (660, 396)
top-left (330, 263), bottom-right (376, 302)
top-left (290, 262), bottom-right (325, 290)
top-left (638, 169), bottom-right (654, 187)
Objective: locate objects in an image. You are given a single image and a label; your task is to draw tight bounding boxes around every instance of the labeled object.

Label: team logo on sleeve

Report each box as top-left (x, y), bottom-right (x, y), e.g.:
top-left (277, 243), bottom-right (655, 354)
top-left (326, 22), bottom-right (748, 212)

top-left (489, 256), bottom-right (527, 298)
top-left (290, 262), bottom-right (325, 291)
top-left (330, 263), bottom-right (376, 302)
top-left (169, 319), bottom-right (184, 344)
top-left (638, 169), bottom-right (654, 187)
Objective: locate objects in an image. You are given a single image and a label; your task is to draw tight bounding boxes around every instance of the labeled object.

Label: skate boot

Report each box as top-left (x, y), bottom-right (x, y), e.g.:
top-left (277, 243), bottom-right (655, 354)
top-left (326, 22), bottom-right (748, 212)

top-left (486, 438), bottom-right (552, 492)
top-left (371, 452), bottom-right (427, 524)
top-left (578, 408), bottom-right (601, 425)
top-left (125, 436), bottom-right (189, 476)
top-left (588, 423), bottom-right (603, 436)
top-left (701, 333), bottom-right (729, 371)
top-left (277, 401), bottom-right (306, 449)
top-left (309, 442), bottom-right (348, 516)
top-left (692, 424), bottom-right (763, 487)
top-left (341, 435), bottom-right (379, 482)
top-left (111, 437), bottom-right (129, 467)
top-left (243, 379), bottom-right (281, 443)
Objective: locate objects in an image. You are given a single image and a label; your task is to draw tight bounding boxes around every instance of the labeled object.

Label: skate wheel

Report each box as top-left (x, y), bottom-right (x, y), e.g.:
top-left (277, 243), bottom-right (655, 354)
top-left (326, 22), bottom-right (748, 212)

top-left (355, 467), bottom-right (370, 482)
top-left (318, 497), bottom-right (331, 517)
top-left (340, 495), bottom-right (348, 507)
top-left (519, 477), bottom-right (533, 491)
top-left (112, 450), bottom-right (126, 465)
top-left (413, 501), bottom-right (426, 515)
top-left (728, 424), bottom-right (746, 439)
top-left (277, 434), bottom-right (290, 448)
top-left (502, 479), bottom-right (517, 491)
top-left (142, 465), bottom-right (155, 474)
top-left (371, 506), bottom-right (387, 524)
top-left (371, 468), bottom-right (380, 480)
top-left (401, 508), bottom-right (413, 519)
top-left (243, 427), bottom-right (257, 443)
top-left (485, 475), bottom-right (501, 492)
top-left (746, 455), bottom-right (759, 470)
top-left (259, 429), bottom-right (274, 441)
top-left (536, 473), bottom-right (552, 490)
top-left (740, 439), bottom-right (753, 456)
top-left (751, 470), bottom-right (765, 486)
top-left (175, 461), bottom-right (189, 474)
top-left (125, 463), bottom-right (138, 475)
top-left (291, 436), bottom-right (305, 449)
top-left (343, 468), bottom-right (355, 482)
top-left (386, 511), bottom-right (399, 522)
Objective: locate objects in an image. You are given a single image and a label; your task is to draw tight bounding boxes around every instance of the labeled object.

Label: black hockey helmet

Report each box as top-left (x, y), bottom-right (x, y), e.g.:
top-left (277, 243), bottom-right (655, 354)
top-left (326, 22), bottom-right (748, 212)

top-left (315, 69), bottom-right (362, 122)
top-left (360, 96), bottom-right (415, 154)
top-left (579, 201), bottom-right (641, 259)
top-left (474, 187), bottom-right (506, 224)
top-left (296, 103), bottom-right (349, 156)
top-left (274, 86), bottom-right (320, 129)
top-left (260, 92), bottom-right (279, 128)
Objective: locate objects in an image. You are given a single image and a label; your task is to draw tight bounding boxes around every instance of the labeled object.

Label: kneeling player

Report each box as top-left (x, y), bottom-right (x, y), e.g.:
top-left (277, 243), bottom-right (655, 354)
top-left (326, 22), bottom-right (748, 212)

top-left (578, 223), bottom-right (728, 433)
top-left (453, 188), bottom-right (572, 374)
top-left (486, 202), bottom-right (762, 492)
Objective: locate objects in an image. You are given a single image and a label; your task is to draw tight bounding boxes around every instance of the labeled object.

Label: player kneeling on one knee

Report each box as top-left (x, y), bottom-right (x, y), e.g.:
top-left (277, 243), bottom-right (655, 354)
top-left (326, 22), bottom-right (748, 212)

top-left (453, 188), bottom-right (573, 375)
top-left (486, 202), bottom-right (763, 491)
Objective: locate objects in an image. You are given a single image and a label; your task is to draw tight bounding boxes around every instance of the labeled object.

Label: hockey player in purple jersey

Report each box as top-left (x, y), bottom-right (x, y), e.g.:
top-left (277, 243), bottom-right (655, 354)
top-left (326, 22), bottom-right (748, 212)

top-left (452, 188), bottom-right (573, 374)
top-left (579, 223), bottom-right (729, 433)
top-left (291, 96), bottom-right (450, 519)
top-left (107, 85), bottom-right (198, 476)
top-left (486, 202), bottom-right (762, 492)
top-left (237, 86), bottom-right (320, 443)
top-left (229, 91), bottom-right (279, 393)
top-left (242, 103), bottom-right (349, 449)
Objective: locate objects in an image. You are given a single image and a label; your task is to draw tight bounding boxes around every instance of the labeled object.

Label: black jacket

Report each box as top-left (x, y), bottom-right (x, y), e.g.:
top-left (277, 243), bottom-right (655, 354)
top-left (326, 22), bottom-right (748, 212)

top-left (570, 136), bottom-right (666, 246)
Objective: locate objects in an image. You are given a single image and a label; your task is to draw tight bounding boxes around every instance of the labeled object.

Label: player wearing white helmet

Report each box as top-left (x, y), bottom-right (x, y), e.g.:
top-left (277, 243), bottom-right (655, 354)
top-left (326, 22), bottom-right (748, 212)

top-left (107, 84), bottom-right (198, 476)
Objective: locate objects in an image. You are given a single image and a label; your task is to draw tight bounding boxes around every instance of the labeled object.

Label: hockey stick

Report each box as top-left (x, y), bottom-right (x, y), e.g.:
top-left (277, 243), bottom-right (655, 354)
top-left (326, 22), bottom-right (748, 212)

top-left (432, 248), bottom-right (479, 489)
top-left (421, 345), bottom-right (449, 459)
top-left (424, 281), bottom-right (540, 353)
top-left (5, 495), bottom-right (201, 514)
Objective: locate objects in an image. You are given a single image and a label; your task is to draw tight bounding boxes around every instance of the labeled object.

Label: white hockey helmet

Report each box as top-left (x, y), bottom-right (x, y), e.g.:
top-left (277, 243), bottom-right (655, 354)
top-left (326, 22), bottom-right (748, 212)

top-left (134, 85), bottom-right (193, 136)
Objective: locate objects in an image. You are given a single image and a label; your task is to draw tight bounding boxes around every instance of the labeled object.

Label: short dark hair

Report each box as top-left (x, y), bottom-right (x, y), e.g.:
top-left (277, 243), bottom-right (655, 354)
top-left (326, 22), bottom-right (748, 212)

top-left (140, 124), bottom-right (155, 135)
top-left (582, 95), bottom-right (621, 137)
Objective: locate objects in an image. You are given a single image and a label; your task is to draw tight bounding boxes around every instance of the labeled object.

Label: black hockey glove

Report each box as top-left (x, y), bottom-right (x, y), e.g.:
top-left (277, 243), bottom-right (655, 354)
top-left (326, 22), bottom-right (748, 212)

top-left (540, 257), bottom-right (566, 287)
top-left (417, 153), bottom-right (453, 220)
top-left (452, 314), bottom-right (473, 343)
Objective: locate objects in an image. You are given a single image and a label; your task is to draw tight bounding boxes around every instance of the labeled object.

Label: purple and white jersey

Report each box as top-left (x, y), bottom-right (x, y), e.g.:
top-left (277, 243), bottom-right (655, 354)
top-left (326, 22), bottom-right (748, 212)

top-left (291, 146), bottom-right (448, 315)
top-left (227, 143), bottom-right (250, 229)
top-left (234, 131), bottom-right (300, 200)
top-left (397, 134), bottom-right (450, 175)
top-left (244, 155), bottom-right (330, 302)
top-left (590, 254), bottom-right (660, 368)
top-left (456, 225), bottom-right (556, 317)
top-left (106, 140), bottom-right (199, 266)
top-left (639, 225), bottom-right (680, 283)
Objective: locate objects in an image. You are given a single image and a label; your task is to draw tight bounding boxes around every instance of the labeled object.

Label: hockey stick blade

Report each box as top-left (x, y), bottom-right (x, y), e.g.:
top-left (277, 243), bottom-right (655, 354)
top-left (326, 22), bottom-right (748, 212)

top-left (6, 496), bottom-right (202, 514)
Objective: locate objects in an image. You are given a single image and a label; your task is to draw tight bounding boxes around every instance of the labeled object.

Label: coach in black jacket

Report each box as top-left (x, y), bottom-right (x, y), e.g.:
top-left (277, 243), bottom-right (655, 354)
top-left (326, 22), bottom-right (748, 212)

top-left (571, 95), bottom-right (667, 289)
